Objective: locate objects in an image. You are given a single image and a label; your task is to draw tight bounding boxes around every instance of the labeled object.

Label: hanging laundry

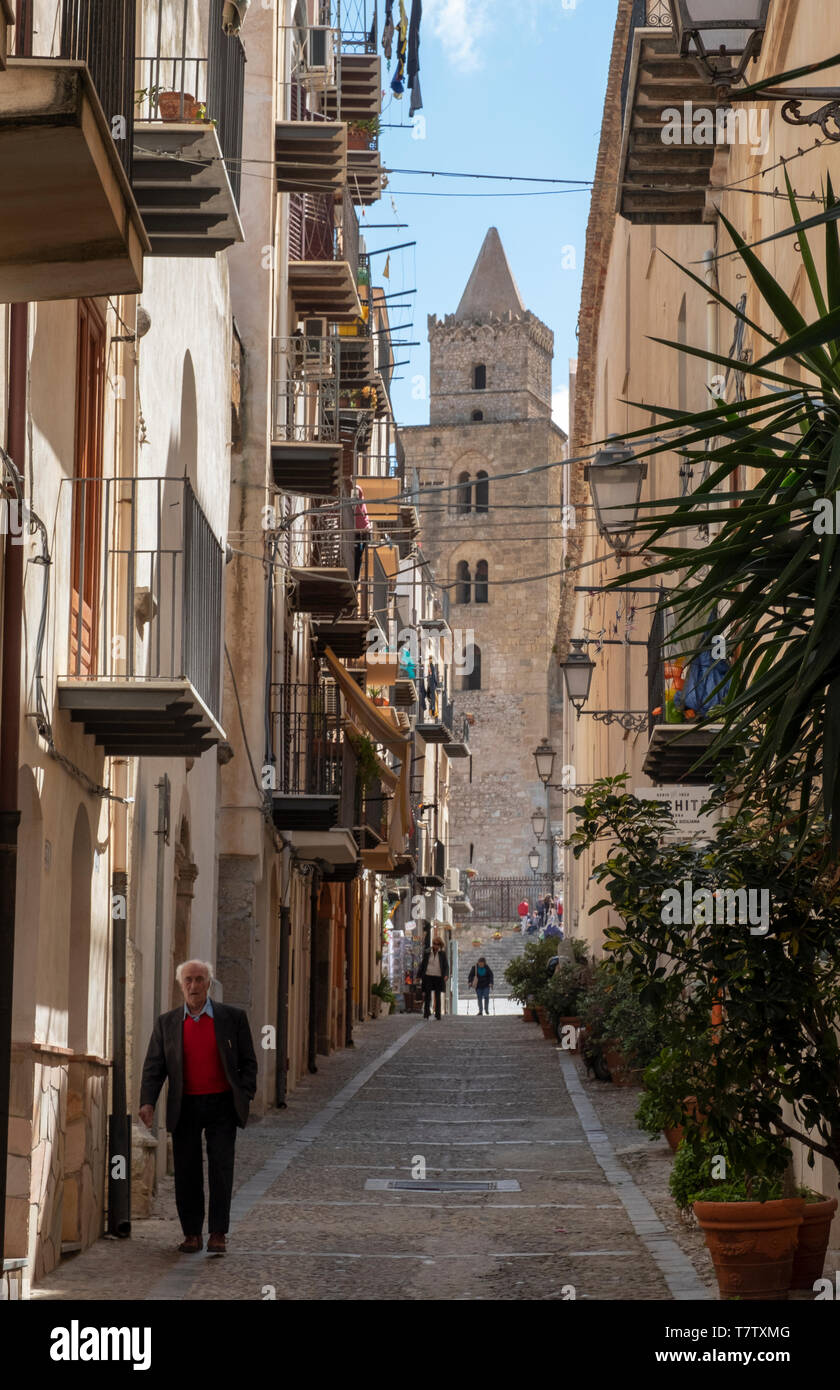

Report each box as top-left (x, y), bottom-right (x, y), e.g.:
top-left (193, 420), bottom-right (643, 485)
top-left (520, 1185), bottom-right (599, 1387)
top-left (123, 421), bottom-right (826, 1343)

top-left (407, 0), bottom-right (423, 116)
top-left (382, 254), bottom-right (391, 279)
top-left (391, 0), bottom-right (408, 96)
top-left (383, 0), bottom-right (395, 61)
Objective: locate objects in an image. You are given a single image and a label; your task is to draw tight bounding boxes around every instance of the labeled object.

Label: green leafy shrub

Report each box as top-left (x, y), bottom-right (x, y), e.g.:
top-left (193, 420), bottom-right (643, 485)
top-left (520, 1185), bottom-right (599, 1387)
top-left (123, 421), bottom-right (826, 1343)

top-left (504, 937), bottom-right (558, 1006)
top-left (669, 1134), bottom-right (789, 1210)
top-left (578, 960), bottom-right (664, 1069)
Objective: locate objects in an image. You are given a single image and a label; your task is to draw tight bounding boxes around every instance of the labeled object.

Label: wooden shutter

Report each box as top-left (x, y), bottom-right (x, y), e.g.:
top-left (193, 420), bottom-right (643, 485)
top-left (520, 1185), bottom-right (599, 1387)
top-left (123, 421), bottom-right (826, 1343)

top-left (70, 300), bottom-right (106, 678)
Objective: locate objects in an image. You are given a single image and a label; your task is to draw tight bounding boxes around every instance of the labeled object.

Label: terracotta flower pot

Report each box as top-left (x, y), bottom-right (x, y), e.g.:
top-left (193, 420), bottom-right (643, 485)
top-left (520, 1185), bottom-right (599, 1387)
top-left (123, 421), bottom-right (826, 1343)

top-left (347, 127), bottom-right (373, 150)
top-left (694, 1197), bottom-right (804, 1301)
top-left (158, 91), bottom-right (200, 121)
top-left (536, 1006), bottom-right (555, 1040)
top-left (790, 1196), bottom-right (838, 1290)
top-left (522, 1006), bottom-right (536, 1022)
top-left (602, 1042), bottom-right (641, 1087)
top-left (664, 1124), bottom-right (684, 1153)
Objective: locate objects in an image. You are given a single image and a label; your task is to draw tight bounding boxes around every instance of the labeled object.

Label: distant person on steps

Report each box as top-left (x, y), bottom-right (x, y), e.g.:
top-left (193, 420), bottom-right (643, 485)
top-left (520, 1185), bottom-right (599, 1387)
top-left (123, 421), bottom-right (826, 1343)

top-left (467, 956), bottom-right (494, 1015)
top-left (419, 936), bottom-right (449, 1019)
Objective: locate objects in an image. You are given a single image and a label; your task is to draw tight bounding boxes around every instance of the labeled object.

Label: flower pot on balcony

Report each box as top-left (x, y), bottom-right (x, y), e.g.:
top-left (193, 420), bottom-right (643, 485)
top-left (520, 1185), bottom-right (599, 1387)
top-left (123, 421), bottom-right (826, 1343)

top-left (347, 126), bottom-right (374, 150)
top-left (158, 91), bottom-right (200, 121)
top-left (790, 1195), bottom-right (838, 1290)
top-left (694, 1198), bottom-right (804, 1301)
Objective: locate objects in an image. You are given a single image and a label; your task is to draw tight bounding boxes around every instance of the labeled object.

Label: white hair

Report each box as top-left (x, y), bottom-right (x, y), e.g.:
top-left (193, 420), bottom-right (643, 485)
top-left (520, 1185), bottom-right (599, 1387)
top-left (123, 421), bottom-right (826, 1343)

top-left (175, 959), bottom-right (214, 986)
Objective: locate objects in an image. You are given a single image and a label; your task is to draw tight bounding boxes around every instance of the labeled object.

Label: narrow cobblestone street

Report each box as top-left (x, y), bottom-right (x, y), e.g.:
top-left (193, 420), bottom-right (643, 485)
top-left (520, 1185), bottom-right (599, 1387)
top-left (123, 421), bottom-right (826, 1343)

top-left (31, 1015), bottom-right (722, 1302)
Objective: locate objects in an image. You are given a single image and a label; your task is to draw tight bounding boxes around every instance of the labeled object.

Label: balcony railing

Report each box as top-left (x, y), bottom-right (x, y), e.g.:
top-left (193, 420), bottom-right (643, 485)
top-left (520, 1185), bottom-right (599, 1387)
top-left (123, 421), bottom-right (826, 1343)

top-left (320, 0), bottom-right (378, 53)
top-left (289, 186), bottom-right (359, 275)
top-left (621, 0), bottom-right (673, 118)
top-left (135, 0), bottom-right (246, 205)
top-left (60, 0), bottom-right (137, 176)
top-left (469, 876), bottom-right (554, 925)
top-left (272, 681), bottom-right (344, 801)
top-left (63, 477), bottom-right (223, 721)
top-left (272, 332), bottom-right (376, 445)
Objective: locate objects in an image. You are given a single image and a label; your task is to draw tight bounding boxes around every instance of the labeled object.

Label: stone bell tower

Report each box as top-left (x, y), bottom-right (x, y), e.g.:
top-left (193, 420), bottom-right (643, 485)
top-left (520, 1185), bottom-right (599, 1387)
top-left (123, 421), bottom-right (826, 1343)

top-left (401, 228), bottom-right (568, 883)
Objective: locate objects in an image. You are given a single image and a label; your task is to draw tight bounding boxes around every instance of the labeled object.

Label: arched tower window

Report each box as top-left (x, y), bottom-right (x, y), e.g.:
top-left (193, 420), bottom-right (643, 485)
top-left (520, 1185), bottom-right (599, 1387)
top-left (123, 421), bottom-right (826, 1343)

top-left (457, 471), bottom-right (472, 515)
top-left (475, 470), bottom-right (489, 513)
top-left (455, 560), bottom-right (471, 605)
top-left (475, 559), bottom-right (489, 604)
top-left (473, 364), bottom-right (486, 390)
top-left (471, 410), bottom-right (483, 422)
top-left (460, 643), bottom-right (481, 691)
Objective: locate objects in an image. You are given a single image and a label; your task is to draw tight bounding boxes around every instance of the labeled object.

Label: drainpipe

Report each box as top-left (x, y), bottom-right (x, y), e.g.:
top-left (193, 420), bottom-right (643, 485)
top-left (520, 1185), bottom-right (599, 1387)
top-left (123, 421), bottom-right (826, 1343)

top-left (108, 868), bottom-right (131, 1236)
top-left (0, 301), bottom-right (28, 1266)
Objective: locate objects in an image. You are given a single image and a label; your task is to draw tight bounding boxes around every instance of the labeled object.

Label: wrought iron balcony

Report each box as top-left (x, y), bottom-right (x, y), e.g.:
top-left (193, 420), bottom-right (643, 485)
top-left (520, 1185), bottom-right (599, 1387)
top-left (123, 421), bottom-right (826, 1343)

top-left (642, 589), bottom-right (722, 784)
top-left (0, 0), bottom-right (149, 302)
top-left (416, 687), bottom-right (455, 745)
top-left (270, 679), bottom-right (360, 868)
top-left (618, 0), bottom-right (725, 225)
top-left (288, 187), bottom-right (362, 322)
top-left (57, 477), bottom-right (225, 756)
top-left (288, 495), bottom-right (357, 617)
top-left (133, 0), bottom-right (246, 256)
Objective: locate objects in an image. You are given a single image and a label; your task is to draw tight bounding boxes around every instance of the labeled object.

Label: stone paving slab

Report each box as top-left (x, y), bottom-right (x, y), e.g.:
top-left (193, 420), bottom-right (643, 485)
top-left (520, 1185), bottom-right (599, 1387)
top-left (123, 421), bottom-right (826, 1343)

top-left (32, 1012), bottom-right (838, 1302)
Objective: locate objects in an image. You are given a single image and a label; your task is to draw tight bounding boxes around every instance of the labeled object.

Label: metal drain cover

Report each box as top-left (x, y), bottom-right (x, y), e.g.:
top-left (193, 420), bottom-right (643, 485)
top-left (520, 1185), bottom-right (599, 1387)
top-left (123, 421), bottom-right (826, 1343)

top-left (365, 1178), bottom-right (520, 1193)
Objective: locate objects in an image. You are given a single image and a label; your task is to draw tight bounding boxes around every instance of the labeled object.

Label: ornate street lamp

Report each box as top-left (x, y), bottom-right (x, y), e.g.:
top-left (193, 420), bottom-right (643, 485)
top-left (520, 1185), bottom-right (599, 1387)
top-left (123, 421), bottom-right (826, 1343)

top-left (528, 847), bottom-right (540, 874)
top-left (559, 640), bottom-right (595, 714)
top-left (531, 808), bottom-right (546, 840)
top-left (668, 1), bottom-right (770, 84)
top-left (584, 441), bottom-right (648, 554)
top-left (533, 739), bottom-right (556, 786)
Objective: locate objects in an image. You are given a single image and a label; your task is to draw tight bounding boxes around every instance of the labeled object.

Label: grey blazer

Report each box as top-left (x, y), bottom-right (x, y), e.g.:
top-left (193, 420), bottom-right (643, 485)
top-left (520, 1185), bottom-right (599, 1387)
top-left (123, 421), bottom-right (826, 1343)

top-left (139, 1001), bottom-right (258, 1132)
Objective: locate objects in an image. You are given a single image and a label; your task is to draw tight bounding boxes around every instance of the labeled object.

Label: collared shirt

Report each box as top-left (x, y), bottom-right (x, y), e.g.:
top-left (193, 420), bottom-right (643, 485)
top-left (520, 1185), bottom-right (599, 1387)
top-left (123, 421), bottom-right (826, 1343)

top-left (183, 996), bottom-right (214, 1024)
top-left (426, 950), bottom-right (442, 977)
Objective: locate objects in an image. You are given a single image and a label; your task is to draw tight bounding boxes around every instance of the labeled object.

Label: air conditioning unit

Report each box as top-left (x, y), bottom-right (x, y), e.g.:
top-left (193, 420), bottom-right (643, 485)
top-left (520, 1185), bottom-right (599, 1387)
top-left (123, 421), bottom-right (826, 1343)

top-left (444, 866), bottom-right (461, 895)
top-left (302, 317), bottom-right (330, 369)
top-left (303, 26), bottom-right (336, 90)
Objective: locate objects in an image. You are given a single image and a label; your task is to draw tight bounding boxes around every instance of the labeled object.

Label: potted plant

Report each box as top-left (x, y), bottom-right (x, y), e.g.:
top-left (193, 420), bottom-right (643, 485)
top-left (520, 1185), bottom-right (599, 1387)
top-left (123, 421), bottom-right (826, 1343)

top-left (347, 117), bottom-right (379, 150)
top-left (577, 959), bottom-right (663, 1085)
top-left (157, 89), bottom-right (201, 121)
top-left (371, 973), bottom-right (396, 1018)
top-left (670, 1133), bottom-right (803, 1300)
top-left (368, 686), bottom-right (388, 708)
top-left (354, 734), bottom-right (379, 793)
top-left (539, 949), bottom-right (593, 1050)
top-left (790, 1189), bottom-right (839, 1290)
top-left (504, 938), bottom-right (558, 1023)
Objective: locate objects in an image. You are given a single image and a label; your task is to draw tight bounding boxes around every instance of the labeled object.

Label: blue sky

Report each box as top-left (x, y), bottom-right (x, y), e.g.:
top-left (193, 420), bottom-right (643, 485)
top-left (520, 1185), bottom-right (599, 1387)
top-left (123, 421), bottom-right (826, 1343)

top-left (359, 0), bottom-right (616, 435)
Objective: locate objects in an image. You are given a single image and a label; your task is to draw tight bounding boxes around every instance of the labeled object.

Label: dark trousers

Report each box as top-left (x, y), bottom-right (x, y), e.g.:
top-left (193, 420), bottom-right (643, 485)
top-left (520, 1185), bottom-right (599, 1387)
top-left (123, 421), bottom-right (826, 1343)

top-left (423, 978), bottom-right (443, 1018)
top-left (172, 1091), bottom-right (237, 1236)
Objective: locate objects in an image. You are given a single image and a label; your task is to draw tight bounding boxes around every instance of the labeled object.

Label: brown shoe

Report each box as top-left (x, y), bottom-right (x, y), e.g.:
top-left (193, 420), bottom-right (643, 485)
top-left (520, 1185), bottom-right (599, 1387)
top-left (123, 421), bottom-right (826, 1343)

top-left (207, 1232), bottom-right (226, 1255)
top-left (178, 1235), bottom-right (203, 1253)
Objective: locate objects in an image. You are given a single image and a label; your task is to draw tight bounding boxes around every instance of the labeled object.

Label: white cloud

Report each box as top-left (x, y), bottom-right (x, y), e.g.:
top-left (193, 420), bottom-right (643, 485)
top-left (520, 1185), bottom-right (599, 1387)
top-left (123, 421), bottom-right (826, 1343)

top-left (424, 0), bottom-right (491, 72)
top-left (552, 387), bottom-right (569, 435)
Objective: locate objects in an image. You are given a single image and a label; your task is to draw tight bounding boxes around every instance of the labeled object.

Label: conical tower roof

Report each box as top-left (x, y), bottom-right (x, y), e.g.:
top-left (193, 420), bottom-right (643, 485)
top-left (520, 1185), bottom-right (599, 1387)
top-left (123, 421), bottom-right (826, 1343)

top-left (454, 227), bottom-right (525, 321)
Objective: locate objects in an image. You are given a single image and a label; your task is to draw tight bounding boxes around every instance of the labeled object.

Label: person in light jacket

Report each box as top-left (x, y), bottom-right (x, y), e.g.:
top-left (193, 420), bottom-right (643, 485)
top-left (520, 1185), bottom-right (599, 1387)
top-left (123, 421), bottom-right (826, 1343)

top-left (467, 957), bottom-right (494, 1015)
top-left (419, 936), bottom-right (449, 1019)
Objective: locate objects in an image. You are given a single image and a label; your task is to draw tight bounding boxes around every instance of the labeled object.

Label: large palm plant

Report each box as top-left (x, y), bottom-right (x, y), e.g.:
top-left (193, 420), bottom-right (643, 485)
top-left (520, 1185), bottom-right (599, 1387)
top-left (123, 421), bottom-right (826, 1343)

top-left (613, 175), bottom-right (840, 856)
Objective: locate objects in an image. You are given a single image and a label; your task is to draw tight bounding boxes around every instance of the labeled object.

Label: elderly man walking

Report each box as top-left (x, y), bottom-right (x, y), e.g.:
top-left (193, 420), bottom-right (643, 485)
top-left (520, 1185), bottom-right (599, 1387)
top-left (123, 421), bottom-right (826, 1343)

top-left (139, 960), bottom-right (258, 1255)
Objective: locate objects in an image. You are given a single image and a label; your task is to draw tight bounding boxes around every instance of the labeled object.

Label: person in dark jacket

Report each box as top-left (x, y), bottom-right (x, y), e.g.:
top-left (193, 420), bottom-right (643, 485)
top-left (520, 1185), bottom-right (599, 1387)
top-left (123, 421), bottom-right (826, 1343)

top-left (419, 936), bottom-right (449, 1019)
top-left (467, 957), bottom-right (494, 1015)
top-left (139, 959), bottom-right (258, 1255)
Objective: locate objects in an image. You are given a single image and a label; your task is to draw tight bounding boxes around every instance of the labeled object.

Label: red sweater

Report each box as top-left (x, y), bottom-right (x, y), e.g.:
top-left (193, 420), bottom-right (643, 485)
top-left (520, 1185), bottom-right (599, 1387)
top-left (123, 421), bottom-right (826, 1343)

top-left (182, 1013), bottom-right (231, 1095)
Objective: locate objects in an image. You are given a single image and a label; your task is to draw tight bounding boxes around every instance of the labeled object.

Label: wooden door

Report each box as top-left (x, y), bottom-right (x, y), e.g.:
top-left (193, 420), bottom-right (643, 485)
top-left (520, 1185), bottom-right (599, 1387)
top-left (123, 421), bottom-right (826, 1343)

top-left (69, 300), bottom-right (106, 678)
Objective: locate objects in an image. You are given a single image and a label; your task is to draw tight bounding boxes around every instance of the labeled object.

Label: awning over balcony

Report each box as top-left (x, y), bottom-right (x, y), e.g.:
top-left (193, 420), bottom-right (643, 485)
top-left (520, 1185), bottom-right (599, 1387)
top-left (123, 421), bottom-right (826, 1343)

top-left (618, 18), bottom-right (724, 225)
top-left (323, 54), bottom-right (382, 123)
top-left (132, 124), bottom-right (244, 257)
top-left (0, 61), bottom-right (149, 302)
top-left (347, 148), bottom-right (384, 206)
top-left (323, 645), bottom-right (411, 843)
top-left (275, 119), bottom-right (347, 194)
top-left (643, 722), bottom-right (723, 784)
top-left (289, 259), bottom-right (361, 323)
top-left (271, 442), bottom-right (342, 497)
top-left (57, 679), bottom-right (225, 757)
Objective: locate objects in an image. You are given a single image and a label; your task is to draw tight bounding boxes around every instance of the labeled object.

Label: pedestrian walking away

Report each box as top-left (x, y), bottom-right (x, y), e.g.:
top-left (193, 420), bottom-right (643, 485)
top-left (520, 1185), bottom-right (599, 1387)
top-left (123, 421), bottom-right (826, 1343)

top-left (467, 955), bottom-right (494, 1015)
top-left (419, 936), bottom-right (449, 1019)
top-left (139, 959), bottom-right (258, 1255)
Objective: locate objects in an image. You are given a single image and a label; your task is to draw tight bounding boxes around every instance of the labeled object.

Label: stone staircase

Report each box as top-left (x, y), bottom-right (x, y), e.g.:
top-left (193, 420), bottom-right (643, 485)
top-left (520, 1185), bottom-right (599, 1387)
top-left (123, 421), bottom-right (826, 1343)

top-left (456, 931), bottom-right (528, 999)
